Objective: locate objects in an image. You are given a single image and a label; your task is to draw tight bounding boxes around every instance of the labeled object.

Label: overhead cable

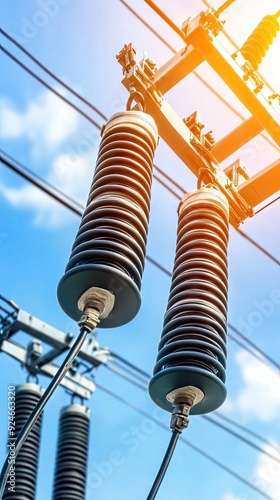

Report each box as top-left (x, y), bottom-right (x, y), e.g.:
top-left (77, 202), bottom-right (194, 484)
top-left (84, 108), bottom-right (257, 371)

top-left (96, 384), bottom-right (275, 500)
top-left (0, 28), bottom-right (107, 122)
top-left (2, 150), bottom-right (279, 372)
top-left (119, 0), bottom-right (279, 154)
top-left (1, 46), bottom-right (102, 130)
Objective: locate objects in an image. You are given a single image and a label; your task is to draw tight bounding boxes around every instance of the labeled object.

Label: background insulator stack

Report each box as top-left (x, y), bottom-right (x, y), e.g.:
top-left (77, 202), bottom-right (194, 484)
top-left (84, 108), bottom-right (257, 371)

top-left (52, 404), bottom-right (90, 500)
top-left (57, 110), bottom-right (158, 328)
top-left (149, 188), bottom-right (229, 415)
top-left (3, 383), bottom-right (44, 500)
top-left (240, 15), bottom-right (280, 71)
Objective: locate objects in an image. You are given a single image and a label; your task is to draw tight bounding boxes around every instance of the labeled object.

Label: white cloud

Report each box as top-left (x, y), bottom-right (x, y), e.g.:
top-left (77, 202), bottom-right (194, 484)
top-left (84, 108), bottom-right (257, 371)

top-left (222, 442), bottom-right (280, 500)
top-left (0, 89), bottom-right (78, 153)
top-left (252, 442), bottom-right (280, 498)
top-left (0, 88), bottom-right (99, 227)
top-left (222, 493), bottom-right (246, 500)
top-left (0, 149), bottom-right (97, 228)
top-left (230, 350), bottom-right (280, 421)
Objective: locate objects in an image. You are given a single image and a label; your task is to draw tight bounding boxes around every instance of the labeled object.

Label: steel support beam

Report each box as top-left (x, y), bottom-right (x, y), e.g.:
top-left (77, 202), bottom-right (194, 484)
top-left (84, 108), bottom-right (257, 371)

top-left (238, 159), bottom-right (280, 208)
top-left (212, 116), bottom-right (264, 162)
top-left (1, 339), bottom-right (95, 399)
top-left (1, 309), bottom-right (111, 367)
top-left (187, 25), bottom-right (280, 146)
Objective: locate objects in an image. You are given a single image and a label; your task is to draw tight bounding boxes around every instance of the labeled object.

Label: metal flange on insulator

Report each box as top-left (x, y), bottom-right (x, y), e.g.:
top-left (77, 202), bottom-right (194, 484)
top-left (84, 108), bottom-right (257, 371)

top-left (57, 111), bottom-right (158, 328)
top-left (149, 187), bottom-right (229, 415)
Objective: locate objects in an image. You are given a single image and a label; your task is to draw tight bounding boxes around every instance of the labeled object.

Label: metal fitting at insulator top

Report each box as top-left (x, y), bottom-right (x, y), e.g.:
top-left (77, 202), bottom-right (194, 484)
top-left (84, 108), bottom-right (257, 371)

top-left (149, 187), bottom-right (229, 416)
top-left (240, 14), bottom-right (280, 71)
top-left (57, 110), bottom-right (158, 328)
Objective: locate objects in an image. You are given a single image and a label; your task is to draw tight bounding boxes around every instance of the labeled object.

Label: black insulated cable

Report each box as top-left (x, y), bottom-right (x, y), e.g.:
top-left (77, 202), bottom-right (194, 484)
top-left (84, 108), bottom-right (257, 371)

top-left (1, 151), bottom-right (279, 369)
top-left (0, 327), bottom-right (88, 498)
top-left (2, 24), bottom-right (280, 250)
top-left (97, 384), bottom-right (275, 500)
top-left (146, 430), bottom-right (180, 500)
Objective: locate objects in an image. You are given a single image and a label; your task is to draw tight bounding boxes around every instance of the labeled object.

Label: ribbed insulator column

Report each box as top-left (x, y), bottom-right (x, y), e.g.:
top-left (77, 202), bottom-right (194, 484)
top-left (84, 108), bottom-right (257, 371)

top-left (240, 14), bottom-right (279, 70)
top-left (52, 404), bottom-right (90, 500)
top-left (57, 111), bottom-right (158, 328)
top-left (3, 383), bottom-right (44, 500)
top-left (149, 187), bottom-right (229, 415)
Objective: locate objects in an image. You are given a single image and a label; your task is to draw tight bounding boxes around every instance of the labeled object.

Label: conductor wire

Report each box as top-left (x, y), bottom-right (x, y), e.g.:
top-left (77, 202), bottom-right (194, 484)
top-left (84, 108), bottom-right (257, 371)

top-left (0, 327), bottom-right (88, 497)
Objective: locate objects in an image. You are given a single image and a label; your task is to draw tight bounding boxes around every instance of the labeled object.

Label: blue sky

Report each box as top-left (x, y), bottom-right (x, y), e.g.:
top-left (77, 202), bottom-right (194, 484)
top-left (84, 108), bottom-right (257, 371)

top-left (0, 1), bottom-right (280, 499)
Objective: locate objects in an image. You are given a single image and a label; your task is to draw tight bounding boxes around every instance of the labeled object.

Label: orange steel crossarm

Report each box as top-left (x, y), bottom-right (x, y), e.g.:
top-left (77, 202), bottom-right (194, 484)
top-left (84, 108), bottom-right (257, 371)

top-left (117, 6), bottom-right (280, 226)
top-left (184, 15), bottom-right (280, 147)
top-left (238, 159), bottom-right (280, 208)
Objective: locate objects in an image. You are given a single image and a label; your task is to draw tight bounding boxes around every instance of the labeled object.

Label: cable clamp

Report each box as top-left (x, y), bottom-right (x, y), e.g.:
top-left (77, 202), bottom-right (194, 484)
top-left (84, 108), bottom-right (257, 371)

top-left (78, 307), bottom-right (100, 332)
top-left (170, 403), bottom-right (190, 433)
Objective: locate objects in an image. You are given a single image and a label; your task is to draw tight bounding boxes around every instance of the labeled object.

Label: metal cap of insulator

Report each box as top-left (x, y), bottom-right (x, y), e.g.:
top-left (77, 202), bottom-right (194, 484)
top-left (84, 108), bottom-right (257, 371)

top-left (52, 404), bottom-right (90, 500)
top-left (3, 383), bottom-right (44, 500)
top-left (57, 110), bottom-right (158, 328)
top-left (149, 187), bottom-right (229, 415)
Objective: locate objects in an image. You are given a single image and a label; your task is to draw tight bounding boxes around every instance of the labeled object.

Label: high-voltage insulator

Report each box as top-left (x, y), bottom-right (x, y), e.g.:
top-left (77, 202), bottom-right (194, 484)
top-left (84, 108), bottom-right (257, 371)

top-left (240, 14), bottom-right (280, 71)
top-left (52, 404), bottom-right (90, 500)
top-left (149, 188), bottom-right (229, 415)
top-left (3, 383), bottom-right (44, 500)
top-left (57, 110), bottom-right (158, 328)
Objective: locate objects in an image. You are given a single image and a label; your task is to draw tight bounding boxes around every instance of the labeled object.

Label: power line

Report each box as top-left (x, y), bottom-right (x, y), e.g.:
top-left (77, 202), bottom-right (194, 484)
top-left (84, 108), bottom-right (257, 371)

top-left (110, 358), bottom-right (150, 385)
top-left (203, 415), bottom-right (280, 464)
top-left (215, 0), bottom-right (237, 17)
top-left (2, 35), bottom-right (279, 266)
top-left (3, 5), bottom-right (279, 160)
top-left (104, 363), bottom-right (148, 392)
top-left (214, 412), bottom-right (280, 454)
top-left (109, 350), bottom-right (151, 379)
top-left (0, 149), bottom-right (84, 210)
top-left (255, 196), bottom-right (280, 215)
top-left (227, 330), bottom-right (280, 378)
top-left (0, 28), bottom-right (108, 122)
top-left (236, 229), bottom-right (279, 266)
top-left (229, 324), bottom-right (280, 372)
top-left (146, 429), bottom-right (180, 499)
top-left (119, 0), bottom-right (176, 52)
top-left (199, 0), bottom-right (276, 94)
top-left (0, 327), bottom-right (88, 497)
top-left (109, 349), bottom-right (280, 454)
top-left (1, 153), bottom-right (279, 492)
top-left (96, 383), bottom-right (275, 500)
top-left (106, 355), bottom-right (280, 464)
top-left (1, 46), bottom-right (102, 130)
top-left (119, 0), bottom-right (279, 154)
top-left (1, 35), bottom-right (185, 199)
top-left (2, 150), bottom-right (279, 375)
top-left (143, 0), bottom-right (186, 42)
top-left (0, 154), bottom-right (83, 217)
